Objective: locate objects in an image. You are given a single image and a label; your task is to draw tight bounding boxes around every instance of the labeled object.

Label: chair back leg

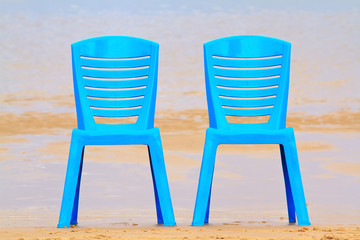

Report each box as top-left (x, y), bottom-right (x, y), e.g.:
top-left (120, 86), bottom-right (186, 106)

top-left (204, 187), bottom-right (213, 223)
top-left (148, 145), bottom-right (164, 224)
top-left (70, 147), bottom-right (85, 225)
top-left (280, 144), bottom-right (296, 223)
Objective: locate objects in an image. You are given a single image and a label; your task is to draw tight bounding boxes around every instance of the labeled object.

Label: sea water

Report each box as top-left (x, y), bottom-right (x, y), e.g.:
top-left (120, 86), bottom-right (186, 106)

top-left (0, 0), bottom-right (359, 226)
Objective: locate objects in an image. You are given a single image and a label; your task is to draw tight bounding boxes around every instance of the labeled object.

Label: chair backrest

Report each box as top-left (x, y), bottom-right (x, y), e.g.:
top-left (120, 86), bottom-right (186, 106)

top-left (204, 35), bottom-right (291, 130)
top-left (71, 36), bottom-right (159, 131)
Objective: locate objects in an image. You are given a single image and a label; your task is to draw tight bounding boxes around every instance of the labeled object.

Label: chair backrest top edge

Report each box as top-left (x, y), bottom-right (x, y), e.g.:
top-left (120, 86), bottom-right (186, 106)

top-left (205, 35), bottom-right (290, 46)
top-left (72, 35), bottom-right (159, 47)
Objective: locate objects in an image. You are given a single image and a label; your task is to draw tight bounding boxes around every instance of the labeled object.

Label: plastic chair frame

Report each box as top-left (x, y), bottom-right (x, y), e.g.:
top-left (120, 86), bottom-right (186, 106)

top-left (192, 35), bottom-right (310, 226)
top-left (58, 36), bottom-right (176, 228)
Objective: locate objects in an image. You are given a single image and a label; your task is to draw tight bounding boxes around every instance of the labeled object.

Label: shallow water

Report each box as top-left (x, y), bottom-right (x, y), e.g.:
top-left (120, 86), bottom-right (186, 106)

top-left (0, 0), bottom-right (359, 227)
top-left (1, 0), bottom-right (359, 114)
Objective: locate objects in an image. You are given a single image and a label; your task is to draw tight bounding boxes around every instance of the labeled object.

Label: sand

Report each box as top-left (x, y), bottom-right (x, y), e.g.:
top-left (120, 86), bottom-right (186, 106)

top-left (0, 225), bottom-right (359, 240)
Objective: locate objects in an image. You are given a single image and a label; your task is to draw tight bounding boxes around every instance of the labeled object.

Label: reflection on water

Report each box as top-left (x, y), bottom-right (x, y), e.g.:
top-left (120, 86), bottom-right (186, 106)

top-left (0, 0), bottom-right (359, 226)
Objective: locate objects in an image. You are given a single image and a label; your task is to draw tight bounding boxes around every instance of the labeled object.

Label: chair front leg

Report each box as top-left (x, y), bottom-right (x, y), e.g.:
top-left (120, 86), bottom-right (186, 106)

top-left (192, 136), bottom-right (218, 226)
top-left (58, 135), bottom-right (85, 228)
top-left (282, 134), bottom-right (310, 225)
top-left (148, 134), bottom-right (176, 226)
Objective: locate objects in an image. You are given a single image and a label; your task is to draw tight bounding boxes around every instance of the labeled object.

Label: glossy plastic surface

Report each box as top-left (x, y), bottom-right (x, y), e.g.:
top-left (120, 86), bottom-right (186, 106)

top-left (58, 36), bottom-right (175, 227)
top-left (192, 35), bottom-right (310, 226)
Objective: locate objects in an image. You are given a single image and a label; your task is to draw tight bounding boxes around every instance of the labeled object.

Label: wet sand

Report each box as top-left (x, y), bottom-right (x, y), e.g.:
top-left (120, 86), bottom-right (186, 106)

top-left (1, 108), bottom-right (359, 137)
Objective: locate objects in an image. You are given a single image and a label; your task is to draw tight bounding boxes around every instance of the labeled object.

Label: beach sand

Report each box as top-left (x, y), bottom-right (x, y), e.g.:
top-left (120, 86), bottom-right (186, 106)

top-left (1, 225), bottom-right (360, 240)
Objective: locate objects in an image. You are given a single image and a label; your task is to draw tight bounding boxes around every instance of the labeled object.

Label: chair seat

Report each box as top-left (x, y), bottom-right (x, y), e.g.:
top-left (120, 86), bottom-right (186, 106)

top-left (71, 128), bottom-right (161, 146)
top-left (205, 127), bottom-right (296, 145)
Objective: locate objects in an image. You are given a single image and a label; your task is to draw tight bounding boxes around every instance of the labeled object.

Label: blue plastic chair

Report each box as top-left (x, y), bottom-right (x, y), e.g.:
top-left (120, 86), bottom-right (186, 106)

top-left (192, 35), bottom-right (310, 226)
top-left (58, 36), bottom-right (176, 227)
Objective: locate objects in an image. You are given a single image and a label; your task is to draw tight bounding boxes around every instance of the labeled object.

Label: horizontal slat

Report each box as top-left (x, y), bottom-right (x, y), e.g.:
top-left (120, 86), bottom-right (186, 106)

top-left (80, 56), bottom-right (151, 68)
top-left (217, 86), bottom-right (278, 98)
top-left (84, 77), bottom-right (147, 88)
top-left (81, 67), bottom-right (149, 79)
top-left (223, 107), bottom-right (273, 117)
top-left (216, 76), bottom-right (280, 88)
top-left (87, 97), bottom-right (144, 108)
top-left (212, 55), bottom-right (282, 68)
top-left (220, 96), bottom-right (276, 108)
top-left (213, 67), bottom-right (281, 78)
top-left (90, 107), bottom-right (141, 117)
top-left (85, 87), bottom-right (146, 98)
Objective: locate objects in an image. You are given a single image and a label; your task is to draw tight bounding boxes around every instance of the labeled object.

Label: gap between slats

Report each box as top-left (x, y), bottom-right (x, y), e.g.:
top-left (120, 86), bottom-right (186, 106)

top-left (87, 96), bottom-right (144, 100)
top-left (212, 55), bottom-right (282, 60)
top-left (81, 66), bottom-right (149, 71)
top-left (83, 76), bottom-right (148, 81)
top-left (90, 106), bottom-right (142, 110)
top-left (219, 95), bottom-right (276, 100)
top-left (215, 75), bottom-right (280, 80)
top-left (91, 107), bottom-right (141, 118)
top-left (94, 116), bottom-right (138, 125)
top-left (222, 105), bottom-right (273, 110)
top-left (80, 55), bottom-right (151, 61)
top-left (214, 65), bottom-right (281, 70)
top-left (225, 115), bottom-right (270, 124)
top-left (217, 85), bottom-right (278, 90)
top-left (84, 86), bottom-right (146, 90)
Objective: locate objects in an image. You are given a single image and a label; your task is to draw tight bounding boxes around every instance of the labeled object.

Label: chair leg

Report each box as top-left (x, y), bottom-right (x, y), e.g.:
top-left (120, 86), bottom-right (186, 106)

top-left (280, 144), bottom-right (296, 223)
top-left (148, 137), bottom-right (176, 226)
top-left (148, 146), bottom-right (163, 224)
top-left (282, 137), bottom-right (310, 225)
top-left (192, 138), bottom-right (217, 226)
top-left (58, 136), bottom-right (85, 228)
top-left (70, 147), bottom-right (85, 225)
